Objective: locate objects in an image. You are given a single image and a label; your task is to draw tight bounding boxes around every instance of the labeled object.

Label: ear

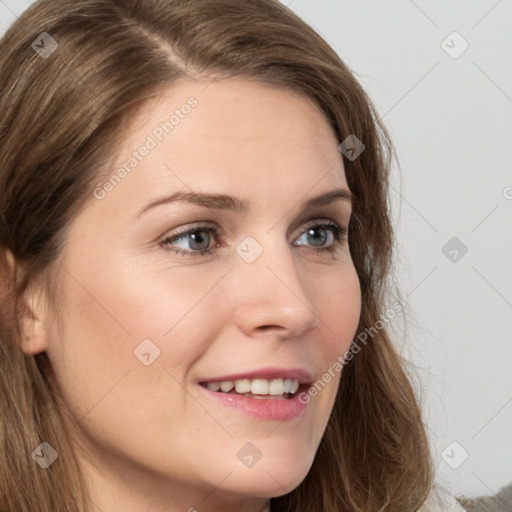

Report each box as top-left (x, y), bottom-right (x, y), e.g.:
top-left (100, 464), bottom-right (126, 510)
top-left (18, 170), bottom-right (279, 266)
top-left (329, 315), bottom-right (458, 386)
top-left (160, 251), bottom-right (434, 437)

top-left (17, 276), bottom-right (50, 356)
top-left (1, 248), bottom-right (50, 355)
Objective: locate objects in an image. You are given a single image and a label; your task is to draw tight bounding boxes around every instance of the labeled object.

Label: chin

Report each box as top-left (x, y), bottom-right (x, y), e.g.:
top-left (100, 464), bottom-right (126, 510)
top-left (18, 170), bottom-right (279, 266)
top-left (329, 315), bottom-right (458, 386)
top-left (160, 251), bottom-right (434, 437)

top-left (224, 469), bottom-right (310, 500)
top-left (221, 443), bottom-right (315, 499)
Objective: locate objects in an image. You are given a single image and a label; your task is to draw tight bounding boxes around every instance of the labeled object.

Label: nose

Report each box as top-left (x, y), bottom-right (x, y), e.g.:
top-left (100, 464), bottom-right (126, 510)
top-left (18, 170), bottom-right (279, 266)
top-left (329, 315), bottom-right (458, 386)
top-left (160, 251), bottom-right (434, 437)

top-left (231, 236), bottom-right (320, 339)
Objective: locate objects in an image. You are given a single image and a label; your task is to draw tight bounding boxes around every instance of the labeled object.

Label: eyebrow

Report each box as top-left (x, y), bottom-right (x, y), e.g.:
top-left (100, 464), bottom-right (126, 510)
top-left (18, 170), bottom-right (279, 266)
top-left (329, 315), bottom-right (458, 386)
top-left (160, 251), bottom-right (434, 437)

top-left (136, 187), bottom-right (353, 218)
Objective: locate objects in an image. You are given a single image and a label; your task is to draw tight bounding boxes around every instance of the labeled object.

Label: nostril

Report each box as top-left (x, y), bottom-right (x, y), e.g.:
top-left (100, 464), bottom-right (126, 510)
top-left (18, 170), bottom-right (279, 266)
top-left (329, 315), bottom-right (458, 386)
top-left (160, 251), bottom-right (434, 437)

top-left (258, 325), bottom-right (280, 331)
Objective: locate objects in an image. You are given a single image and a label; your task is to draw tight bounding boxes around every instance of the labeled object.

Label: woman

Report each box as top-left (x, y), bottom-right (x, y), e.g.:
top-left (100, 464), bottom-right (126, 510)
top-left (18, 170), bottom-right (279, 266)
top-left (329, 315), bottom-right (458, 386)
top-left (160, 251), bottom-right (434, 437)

top-left (0, 0), bottom-right (466, 510)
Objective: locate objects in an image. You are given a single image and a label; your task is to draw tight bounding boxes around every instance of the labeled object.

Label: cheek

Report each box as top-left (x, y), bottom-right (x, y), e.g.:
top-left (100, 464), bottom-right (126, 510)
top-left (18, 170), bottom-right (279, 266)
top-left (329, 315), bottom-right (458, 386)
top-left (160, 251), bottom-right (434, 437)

top-left (45, 259), bottom-right (231, 409)
top-left (44, 259), bottom-right (232, 472)
top-left (307, 265), bottom-right (361, 415)
top-left (318, 264), bottom-right (362, 356)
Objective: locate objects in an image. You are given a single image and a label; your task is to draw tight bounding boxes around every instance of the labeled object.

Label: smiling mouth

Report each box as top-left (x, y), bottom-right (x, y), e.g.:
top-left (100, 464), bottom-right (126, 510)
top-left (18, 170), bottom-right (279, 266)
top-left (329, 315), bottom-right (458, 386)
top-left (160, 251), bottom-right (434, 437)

top-left (199, 378), bottom-right (304, 400)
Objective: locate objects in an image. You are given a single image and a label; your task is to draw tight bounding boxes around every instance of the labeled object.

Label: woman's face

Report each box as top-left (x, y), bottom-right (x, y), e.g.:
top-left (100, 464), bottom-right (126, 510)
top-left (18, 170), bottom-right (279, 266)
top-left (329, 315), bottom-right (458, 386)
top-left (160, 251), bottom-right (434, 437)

top-left (28, 78), bottom-right (361, 510)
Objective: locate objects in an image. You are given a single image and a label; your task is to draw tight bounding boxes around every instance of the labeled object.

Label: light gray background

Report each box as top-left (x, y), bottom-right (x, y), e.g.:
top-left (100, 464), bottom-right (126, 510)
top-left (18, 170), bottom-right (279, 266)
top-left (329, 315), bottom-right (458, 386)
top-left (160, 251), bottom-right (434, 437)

top-left (1, 0), bottom-right (511, 500)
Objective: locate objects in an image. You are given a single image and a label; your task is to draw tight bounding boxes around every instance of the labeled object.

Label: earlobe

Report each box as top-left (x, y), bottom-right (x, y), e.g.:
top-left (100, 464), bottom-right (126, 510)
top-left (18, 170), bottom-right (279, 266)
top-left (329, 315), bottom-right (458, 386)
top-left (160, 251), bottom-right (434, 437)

top-left (18, 285), bottom-right (49, 355)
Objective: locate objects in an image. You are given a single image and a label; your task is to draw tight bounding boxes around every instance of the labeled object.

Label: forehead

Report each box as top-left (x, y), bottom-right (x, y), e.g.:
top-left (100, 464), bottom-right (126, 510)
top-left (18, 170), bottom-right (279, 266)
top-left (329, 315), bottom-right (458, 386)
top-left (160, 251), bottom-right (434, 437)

top-left (94, 78), bottom-right (348, 215)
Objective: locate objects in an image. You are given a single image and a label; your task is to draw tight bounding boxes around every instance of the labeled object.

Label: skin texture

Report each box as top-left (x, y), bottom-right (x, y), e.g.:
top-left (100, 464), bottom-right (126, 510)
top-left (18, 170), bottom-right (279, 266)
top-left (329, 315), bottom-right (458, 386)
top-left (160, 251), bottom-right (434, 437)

top-left (20, 78), bottom-right (362, 512)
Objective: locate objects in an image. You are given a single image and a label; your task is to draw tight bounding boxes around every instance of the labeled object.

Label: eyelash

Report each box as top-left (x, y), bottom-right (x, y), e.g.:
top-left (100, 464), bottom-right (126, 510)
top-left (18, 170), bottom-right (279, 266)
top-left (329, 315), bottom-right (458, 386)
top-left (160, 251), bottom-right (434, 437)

top-left (160, 220), bottom-right (348, 257)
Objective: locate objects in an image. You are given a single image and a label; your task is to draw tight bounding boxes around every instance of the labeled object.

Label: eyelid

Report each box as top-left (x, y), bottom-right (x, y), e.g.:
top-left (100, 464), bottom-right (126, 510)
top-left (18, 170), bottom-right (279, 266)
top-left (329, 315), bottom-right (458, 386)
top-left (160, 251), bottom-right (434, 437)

top-left (163, 221), bottom-right (219, 239)
top-left (161, 217), bottom-right (347, 242)
top-left (296, 217), bottom-right (342, 231)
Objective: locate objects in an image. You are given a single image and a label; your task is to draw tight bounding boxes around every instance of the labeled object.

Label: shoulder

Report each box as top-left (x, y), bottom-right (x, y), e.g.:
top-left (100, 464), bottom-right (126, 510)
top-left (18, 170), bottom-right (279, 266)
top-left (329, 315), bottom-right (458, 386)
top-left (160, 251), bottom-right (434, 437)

top-left (418, 486), bottom-right (467, 512)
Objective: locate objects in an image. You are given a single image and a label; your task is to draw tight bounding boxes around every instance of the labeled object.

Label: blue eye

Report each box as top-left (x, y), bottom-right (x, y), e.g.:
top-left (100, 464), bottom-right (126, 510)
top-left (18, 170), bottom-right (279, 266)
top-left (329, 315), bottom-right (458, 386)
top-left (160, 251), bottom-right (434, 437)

top-left (161, 224), bottom-right (219, 256)
top-left (160, 221), bottom-right (348, 257)
top-left (294, 222), bottom-right (347, 253)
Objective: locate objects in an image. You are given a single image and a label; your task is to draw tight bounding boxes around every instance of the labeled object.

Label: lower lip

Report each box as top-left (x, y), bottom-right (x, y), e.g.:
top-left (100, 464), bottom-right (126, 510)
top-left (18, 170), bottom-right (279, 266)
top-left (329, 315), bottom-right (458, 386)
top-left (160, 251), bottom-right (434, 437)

top-left (198, 385), bottom-right (309, 421)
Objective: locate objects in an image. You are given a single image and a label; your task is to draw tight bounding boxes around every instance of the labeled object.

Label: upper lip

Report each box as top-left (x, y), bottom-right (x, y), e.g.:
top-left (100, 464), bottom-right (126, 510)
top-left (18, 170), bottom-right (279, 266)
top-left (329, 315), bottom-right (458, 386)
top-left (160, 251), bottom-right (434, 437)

top-left (199, 367), bottom-right (313, 384)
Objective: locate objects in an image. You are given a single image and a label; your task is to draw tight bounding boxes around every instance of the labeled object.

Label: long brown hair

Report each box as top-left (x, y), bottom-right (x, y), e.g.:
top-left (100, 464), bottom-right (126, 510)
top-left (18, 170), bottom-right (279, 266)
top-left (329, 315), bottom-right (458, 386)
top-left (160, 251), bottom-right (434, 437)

top-left (0, 1), bottom-right (433, 510)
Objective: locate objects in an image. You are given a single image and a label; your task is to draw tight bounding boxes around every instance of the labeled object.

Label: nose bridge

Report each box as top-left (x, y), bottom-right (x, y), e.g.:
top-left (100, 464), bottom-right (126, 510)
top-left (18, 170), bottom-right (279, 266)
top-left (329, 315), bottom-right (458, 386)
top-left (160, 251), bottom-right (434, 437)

top-left (232, 232), bottom-right (319, 336)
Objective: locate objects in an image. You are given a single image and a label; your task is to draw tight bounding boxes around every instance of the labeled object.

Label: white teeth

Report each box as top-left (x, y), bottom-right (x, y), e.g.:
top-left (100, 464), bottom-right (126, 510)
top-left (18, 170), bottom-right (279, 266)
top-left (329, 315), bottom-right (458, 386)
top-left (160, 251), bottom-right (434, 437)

top-left (204, 378), bottom-right (301, 396)
top-left (220, 381), bottom-right (234, 392)
top-left (206, 382), bottom-right (221, 392)
top-left (268, 378), bottom-right (284, 395)
top-left (251, 379), bottom-right (268, 394)
top-left (234, 379), bottom-right (251, 393)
